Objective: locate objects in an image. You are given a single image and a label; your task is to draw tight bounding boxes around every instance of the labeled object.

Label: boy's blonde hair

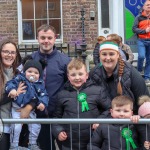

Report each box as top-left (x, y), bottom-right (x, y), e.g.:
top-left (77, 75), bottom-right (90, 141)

top-left (111, 95), bottom-right (133, 109)
top-left (67, 58), bottom-right (87, 72)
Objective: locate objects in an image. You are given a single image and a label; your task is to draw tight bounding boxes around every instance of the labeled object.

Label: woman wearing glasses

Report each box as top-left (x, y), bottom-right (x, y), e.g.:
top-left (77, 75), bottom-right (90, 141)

top-left (0, 38), bottom-right (22, 150)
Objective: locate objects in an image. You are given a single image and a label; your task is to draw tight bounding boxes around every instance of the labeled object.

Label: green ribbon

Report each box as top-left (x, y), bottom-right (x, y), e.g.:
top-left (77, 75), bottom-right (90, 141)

top-left (122, 128), bottom-right (137, 150)
top-left (77, 93), bottom-right (89, 112)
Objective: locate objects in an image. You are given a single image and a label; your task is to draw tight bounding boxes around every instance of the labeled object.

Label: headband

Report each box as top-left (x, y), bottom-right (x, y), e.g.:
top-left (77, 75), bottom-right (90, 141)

top-left (99, 42), bottom-right (119, 52)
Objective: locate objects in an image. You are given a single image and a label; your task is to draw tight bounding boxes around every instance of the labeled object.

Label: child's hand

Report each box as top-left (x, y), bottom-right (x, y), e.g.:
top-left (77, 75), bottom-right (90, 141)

top-left (37, 103), bottom-right (45, 111)
top-left (92, 124), bottom-right (99, 130)
top-left (58, 131), bottom-right (67, 141)
top-left (130, 115), bottom-right (140, 123)
top-left (8, 89), bottom-right (17, 99)
top-left (16, 82), bottom-right (26, 96)
top-left (144, 141), bottom-right (150, 150)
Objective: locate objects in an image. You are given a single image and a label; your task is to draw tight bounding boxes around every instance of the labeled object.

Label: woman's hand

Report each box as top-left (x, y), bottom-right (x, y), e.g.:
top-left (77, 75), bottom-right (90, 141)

top-left (16, 104), bottom-right (33, 118)
top-left (16, 82), bottom-right (26, 96)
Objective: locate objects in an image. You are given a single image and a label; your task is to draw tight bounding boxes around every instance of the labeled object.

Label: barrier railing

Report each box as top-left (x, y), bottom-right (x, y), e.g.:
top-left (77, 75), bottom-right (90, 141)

top-left (2, 118), bottom-right (150, 124)
top-left (2, 118), bottom-right (150, 150)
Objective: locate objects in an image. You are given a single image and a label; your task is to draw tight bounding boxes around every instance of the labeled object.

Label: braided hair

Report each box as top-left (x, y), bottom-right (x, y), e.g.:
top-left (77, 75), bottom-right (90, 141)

top-left (117, 53), bottom-right (125, 95)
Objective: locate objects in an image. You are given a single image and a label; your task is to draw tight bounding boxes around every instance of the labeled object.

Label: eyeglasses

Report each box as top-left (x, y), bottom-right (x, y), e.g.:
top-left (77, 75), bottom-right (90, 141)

top-left (1, 50), bottom-right (17, 56)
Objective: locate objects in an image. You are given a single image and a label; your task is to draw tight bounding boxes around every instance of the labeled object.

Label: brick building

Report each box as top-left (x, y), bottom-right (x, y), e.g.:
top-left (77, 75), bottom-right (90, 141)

top-left (0, 0), bottom-right (147, 56)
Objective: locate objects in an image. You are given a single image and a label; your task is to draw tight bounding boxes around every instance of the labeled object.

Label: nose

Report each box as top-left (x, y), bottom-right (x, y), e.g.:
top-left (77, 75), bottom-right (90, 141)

top-left (75, 75), bottom-right (80, 80)
top-left (119, 111), bottom-right (124, 117)
top-left (44, 37), bottom-right (49, 42)
top-left (30, 72), bottom-right (34, 76)
top-left (106, 55), bottom-right (111, 60)
top-left (7, 52), bottom-right (13, 56)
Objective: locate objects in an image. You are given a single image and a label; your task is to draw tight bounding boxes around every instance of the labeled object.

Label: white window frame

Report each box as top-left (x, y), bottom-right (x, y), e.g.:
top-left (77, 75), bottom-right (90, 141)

top-left (17, 0), bottom-right (63, 45)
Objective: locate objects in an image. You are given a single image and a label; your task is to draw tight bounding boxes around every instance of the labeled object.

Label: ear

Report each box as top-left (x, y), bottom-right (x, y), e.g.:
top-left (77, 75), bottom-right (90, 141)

top-left (110, 109), bottom-right (113, 115)
top-left (67, 73), bottom-right (70, 80)
top-left (86, 72), bottom-right (89, 79)
top-left (131, 111), bottom-right (133, 116)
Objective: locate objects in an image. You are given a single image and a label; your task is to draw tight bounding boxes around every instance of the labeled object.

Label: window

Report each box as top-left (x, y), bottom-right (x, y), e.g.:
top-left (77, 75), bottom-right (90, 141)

top-left (18, 0), bottom-right (62, 44)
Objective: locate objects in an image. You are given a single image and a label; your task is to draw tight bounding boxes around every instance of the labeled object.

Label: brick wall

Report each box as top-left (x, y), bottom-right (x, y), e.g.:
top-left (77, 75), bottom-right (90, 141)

top-left (0, 0), bottom-right (18, 43)
top-left (0, 0), bottom-right (98, 50)
top-left (63, 0), bottom-right (98, 50)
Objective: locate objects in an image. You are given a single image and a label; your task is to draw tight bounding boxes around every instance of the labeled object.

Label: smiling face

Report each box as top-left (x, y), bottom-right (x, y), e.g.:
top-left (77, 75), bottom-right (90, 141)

top-left (100, 50), bottom-right (119, 75)
top-left (68, 65), bottom-right (88, 89)
top-left (110, 104), bottom-right (133, 119)
top-left (37, 29), bottom-right (56, 54)
top-left (1, 43), bottom-right (17, 68)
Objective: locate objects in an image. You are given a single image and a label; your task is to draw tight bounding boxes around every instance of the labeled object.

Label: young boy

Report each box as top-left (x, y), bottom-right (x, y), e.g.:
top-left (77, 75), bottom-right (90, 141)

top-left (5, 59), bottom-right (49, 150)
top-left (52, 58), bottom-right (111, 150)
top-left (87, 95), bottom-right (143, 150)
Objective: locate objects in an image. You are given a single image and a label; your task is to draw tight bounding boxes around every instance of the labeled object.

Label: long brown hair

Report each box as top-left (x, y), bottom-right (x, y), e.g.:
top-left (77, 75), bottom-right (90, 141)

top-left (0, 38), bottom-right (21, 98)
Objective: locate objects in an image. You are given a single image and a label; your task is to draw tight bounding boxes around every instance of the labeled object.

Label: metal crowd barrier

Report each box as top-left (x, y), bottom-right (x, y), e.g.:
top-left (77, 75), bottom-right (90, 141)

top-left (2, 118), bottom-right (150, 124)
top-left (2, 118), bottom-right (150, 150)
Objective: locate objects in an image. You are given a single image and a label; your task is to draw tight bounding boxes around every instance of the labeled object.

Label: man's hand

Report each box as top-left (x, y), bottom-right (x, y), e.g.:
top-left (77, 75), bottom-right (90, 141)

top-left (16, 104), bottom-right (33, 118)
top-left (146, 26), bottom-right (150, 33)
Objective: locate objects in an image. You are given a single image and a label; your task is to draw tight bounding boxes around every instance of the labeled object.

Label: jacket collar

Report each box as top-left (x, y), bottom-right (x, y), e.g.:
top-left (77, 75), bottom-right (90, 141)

top-left (100, 64), bottom-right (119, 82)
top-left (38, 46), bottom-right (57, 58)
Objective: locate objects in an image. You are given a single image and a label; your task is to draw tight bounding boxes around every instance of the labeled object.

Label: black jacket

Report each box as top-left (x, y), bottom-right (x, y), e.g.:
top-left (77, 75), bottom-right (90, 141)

top-left (87, 124), bottom-right (143, 150)
top-left (32, 46), bottom-right (71, 116)
top-left (90, 62), bottom-right (149, 113)
top-left (52, 79), bottom-right (111, 150)
top-left (93, 43), bottom-right (100, 65)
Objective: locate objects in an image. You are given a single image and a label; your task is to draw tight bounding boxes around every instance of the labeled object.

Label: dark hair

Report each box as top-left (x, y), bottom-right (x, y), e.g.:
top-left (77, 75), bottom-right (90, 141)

top-left (0, 38), bottom-right (22, 98)
top-left (37, 24), bottom-right (56, 35)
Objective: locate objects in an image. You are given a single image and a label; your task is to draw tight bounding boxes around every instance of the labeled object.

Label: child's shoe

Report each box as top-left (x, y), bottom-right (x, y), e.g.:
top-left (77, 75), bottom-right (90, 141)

top-left (28, 144), bottom-right (41, 150)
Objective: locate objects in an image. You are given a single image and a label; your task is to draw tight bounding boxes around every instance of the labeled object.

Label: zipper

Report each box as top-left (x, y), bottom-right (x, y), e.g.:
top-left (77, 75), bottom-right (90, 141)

top-left (120, 126), bottom-right (123, 150)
